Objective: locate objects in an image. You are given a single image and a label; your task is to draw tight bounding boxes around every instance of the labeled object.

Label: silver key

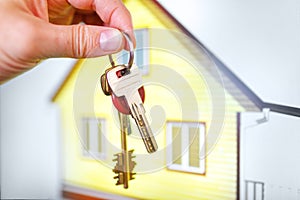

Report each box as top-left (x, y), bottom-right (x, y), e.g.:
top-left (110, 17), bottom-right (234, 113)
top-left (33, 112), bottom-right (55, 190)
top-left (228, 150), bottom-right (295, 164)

top-left (107, 65), bottom-right (158, 153)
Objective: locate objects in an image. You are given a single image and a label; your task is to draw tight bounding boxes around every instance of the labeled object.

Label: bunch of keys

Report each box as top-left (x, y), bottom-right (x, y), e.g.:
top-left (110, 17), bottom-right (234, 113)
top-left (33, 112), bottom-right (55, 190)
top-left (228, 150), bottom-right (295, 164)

top-left (100, 32), bottom-right (158, 188)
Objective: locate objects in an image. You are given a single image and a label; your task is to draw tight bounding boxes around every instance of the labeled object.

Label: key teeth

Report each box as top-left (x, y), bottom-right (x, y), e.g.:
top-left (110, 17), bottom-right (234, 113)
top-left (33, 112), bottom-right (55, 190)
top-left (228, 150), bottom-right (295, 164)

top-left (129, 161), bottom-right (136, 169)
top-left (116, 182), bottom-right (122, 186)
top-left (128, 149), bottom-right (134, 153)
top-left (113, 169), bottom-right (119, 172)
top-left (129, 172), bottom-right (136, 180)
top-left (130, 104), bottom-right (158, 154)
top-left (113, 172), bottom-right (125, 185)
top-left (112, 150), bottom-right (136, 188)
top-left (128, 150), bottom-right (136, 157)
top-left (113, 175), bottom-right (119, 179)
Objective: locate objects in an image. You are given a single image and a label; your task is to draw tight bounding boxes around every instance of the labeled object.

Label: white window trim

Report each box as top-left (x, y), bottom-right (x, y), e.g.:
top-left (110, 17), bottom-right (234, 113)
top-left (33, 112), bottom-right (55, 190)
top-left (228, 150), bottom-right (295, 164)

top-left (166, 122), bottom-right (206, 174)
top-left (135, 28), bottom-right (149, 75)
top-left (118, 28), bottom-right (149, 75)
top-left (81, 117), bottom-right (107, 160)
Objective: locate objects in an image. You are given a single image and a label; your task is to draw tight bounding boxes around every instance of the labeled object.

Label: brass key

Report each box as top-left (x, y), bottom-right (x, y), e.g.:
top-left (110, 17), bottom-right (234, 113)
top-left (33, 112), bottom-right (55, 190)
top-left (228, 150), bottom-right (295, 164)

top-left (112, 112), bottom-right (136, 189)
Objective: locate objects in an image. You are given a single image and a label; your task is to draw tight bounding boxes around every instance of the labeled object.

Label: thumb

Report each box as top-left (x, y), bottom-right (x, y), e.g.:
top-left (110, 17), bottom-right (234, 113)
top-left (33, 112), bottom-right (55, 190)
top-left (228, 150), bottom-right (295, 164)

top-left (41, 23), bottom-right (125, 58)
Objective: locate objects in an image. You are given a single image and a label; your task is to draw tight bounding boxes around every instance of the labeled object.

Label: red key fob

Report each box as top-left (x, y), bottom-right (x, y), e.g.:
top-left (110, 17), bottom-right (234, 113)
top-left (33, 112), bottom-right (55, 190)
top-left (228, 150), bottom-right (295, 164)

top-left (111, 87), bottom-right (145, 114)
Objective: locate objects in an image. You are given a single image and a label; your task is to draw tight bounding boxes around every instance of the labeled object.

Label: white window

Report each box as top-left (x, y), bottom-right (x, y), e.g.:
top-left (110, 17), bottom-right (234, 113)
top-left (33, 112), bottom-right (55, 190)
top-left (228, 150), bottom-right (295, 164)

top-left (81, 117), bottom-right (106, 160)
top-left (166, 122), bottom-right (206, 174)
top-left (118, 29), bottom-right (149, 75)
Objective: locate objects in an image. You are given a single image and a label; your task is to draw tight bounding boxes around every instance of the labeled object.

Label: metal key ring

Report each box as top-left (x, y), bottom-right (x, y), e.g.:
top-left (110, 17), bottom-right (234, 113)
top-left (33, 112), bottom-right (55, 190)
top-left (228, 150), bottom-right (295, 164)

top-left (108, 32), bottom-right (134, 69)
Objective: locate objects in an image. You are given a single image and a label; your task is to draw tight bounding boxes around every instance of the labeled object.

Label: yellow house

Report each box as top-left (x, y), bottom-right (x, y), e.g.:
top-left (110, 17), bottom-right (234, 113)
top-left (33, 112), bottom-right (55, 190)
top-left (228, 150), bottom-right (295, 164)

top-left (52, 1), bottom-right (260, 199)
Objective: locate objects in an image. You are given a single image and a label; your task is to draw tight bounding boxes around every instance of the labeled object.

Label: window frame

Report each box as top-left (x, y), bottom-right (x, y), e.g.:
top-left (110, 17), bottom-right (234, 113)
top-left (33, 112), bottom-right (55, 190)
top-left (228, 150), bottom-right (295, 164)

top-left (81, 117), bottom-right (107, 160)
top-left (118, 28), bottom-right (149, 75)
top-left (166, 121), bottom-right (206, 174)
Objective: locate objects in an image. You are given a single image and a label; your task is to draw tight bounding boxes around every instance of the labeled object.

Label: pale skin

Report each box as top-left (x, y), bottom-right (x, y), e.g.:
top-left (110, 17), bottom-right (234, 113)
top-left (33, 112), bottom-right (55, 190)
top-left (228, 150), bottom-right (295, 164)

top-left (0, 0), bottom-right (136, 83)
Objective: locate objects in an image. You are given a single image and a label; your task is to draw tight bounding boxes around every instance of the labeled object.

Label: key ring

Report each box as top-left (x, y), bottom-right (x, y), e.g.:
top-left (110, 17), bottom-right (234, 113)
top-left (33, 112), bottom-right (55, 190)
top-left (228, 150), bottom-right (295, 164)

top-left (109, 32), bottom-right (134, 69)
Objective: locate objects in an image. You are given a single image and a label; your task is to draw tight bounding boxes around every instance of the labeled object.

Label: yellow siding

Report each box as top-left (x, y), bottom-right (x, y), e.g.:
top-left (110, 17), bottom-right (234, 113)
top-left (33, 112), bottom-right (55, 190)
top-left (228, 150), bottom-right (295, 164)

top-left (53, 0), bottom-right (247, 199)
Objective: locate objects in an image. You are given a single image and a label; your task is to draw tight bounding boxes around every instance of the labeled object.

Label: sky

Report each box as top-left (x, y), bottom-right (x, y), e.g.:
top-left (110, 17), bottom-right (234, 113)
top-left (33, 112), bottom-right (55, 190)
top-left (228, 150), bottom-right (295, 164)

top-left (158, 0), bottom-right (300, 108)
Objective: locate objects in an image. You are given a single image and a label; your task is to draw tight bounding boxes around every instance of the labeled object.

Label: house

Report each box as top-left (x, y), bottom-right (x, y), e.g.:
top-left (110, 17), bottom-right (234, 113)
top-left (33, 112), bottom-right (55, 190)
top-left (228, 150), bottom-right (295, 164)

top-left (52, 0), bottom-right (300, 199)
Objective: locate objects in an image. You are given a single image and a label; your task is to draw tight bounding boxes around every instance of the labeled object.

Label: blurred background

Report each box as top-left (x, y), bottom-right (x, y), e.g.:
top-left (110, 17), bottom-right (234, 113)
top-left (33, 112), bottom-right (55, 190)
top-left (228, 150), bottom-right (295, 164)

top-left (1, 0), bottom-right (300, 199)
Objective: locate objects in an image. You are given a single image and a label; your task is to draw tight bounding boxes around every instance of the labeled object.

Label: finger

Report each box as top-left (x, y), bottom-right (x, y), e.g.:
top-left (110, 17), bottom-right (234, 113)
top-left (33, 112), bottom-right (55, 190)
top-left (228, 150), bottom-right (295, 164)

top-left (48, 0), bottom-right (75, 25)
top-left (72, 12), bottom-right (104, 25)
top-left (68, 0), bottom-right (136, 48)
top-left (39, 23), bottom-right (125, 58)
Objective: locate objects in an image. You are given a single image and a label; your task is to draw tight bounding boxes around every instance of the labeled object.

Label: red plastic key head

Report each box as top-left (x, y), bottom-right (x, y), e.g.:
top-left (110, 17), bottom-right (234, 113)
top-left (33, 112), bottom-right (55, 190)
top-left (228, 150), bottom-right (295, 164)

top-left (111, 86), bottom-right (145, 114)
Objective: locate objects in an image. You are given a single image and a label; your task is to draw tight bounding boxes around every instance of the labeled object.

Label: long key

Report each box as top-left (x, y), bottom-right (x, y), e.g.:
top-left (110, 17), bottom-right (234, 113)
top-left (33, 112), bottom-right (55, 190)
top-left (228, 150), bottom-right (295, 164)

top-left (113, 112), bottom-right (136, 189)
top-left (107, 65), bottom-right (158, 153)
top-left (118, 112), bottom-right (129, 188)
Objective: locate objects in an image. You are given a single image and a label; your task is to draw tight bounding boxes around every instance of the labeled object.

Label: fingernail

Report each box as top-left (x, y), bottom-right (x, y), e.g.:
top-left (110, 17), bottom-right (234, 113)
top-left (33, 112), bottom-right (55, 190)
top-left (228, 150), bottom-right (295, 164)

top-left (100, 29), bottom-right (122, 52)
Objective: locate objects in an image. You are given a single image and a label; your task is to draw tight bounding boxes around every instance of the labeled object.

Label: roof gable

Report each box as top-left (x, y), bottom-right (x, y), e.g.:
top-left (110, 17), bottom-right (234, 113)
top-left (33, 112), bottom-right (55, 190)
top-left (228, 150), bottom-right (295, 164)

top-left (52, 0), bottom-right (257, 112)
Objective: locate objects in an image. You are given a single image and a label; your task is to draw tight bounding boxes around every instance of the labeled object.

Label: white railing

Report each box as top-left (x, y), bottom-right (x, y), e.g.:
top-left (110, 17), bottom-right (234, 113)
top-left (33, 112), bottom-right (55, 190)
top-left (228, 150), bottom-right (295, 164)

top-left (245, 180), bottom-right (265, 200)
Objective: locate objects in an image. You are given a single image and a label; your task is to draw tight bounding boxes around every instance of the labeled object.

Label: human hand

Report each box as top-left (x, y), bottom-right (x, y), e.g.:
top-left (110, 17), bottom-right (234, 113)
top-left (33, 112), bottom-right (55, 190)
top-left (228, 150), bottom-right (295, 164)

top-left (0, 0), bottom-right (135, 83)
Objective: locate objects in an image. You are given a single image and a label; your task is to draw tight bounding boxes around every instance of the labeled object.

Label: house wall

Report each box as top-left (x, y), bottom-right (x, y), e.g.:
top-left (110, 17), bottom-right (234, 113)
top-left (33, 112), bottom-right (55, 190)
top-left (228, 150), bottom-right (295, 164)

top-left (54, 1), bottom-right (248, 199)
top-left (239, 111), bottom-right (300, 200)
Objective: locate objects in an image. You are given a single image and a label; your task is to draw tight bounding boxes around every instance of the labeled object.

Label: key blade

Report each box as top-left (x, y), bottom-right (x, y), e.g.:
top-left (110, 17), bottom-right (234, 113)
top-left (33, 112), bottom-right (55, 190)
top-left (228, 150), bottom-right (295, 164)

top-left (131, 103), bottom-right (158, 153)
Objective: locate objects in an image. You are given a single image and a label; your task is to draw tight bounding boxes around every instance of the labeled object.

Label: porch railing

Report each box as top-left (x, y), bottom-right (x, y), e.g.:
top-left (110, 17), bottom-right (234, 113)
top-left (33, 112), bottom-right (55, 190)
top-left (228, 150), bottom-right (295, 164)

top-left (245, 180), bottom-right (265, 200)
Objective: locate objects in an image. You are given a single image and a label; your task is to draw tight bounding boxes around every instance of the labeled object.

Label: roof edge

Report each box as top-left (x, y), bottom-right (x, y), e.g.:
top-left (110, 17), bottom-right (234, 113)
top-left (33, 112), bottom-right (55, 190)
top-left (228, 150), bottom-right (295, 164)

top-left (263, 103), bottom-right (300, 117)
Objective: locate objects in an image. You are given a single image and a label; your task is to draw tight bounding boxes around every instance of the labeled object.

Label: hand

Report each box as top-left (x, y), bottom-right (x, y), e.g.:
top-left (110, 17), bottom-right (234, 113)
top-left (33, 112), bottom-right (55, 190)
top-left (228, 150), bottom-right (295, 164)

top-left (0, 0), bottom-right (135, 83)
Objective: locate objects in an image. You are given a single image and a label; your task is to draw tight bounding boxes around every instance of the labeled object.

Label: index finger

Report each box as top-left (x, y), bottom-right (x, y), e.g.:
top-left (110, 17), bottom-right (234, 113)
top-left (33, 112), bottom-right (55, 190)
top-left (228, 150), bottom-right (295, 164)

top-left (68, 0), bottom-right (136, 48)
